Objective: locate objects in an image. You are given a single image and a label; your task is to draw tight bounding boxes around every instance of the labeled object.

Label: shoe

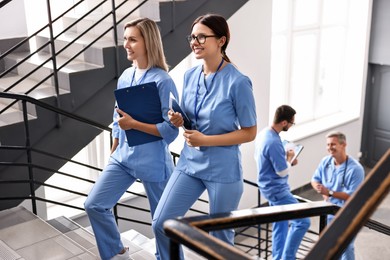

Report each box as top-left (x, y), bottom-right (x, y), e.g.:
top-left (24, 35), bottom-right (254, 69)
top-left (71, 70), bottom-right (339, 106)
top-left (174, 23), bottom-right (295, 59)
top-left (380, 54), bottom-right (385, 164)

top-left (110, 247), bottom-right (133, 260)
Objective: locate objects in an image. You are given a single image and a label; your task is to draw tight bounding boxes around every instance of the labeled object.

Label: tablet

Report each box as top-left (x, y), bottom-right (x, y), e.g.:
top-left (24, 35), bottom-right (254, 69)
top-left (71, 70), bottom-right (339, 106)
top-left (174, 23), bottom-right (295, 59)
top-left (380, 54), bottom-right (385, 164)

top-left (283, 140), bottom-right (304, 162)
top-left (169, 95), bottom-right (193, 130)
top-left (291, 144), bottom-right (304, 162)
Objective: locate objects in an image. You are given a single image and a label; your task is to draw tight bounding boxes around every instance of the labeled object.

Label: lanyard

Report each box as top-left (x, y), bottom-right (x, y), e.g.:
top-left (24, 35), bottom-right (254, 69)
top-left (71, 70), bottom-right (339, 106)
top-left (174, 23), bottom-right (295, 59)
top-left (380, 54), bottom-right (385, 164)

top-left (130, 67), bottom-right (149, 87)
top-left (193, 58), bottom-right (224, 128)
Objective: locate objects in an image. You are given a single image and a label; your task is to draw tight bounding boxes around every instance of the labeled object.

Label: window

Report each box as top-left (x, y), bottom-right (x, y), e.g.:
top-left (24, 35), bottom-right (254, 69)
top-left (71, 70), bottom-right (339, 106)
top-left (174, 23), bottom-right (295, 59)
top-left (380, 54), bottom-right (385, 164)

top-left (270, 0), bottom-right (370, 138)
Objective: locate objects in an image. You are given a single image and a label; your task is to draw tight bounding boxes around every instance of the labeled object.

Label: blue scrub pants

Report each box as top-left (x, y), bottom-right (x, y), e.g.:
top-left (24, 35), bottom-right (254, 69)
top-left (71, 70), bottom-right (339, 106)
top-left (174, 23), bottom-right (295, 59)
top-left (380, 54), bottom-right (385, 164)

top-left (327, 215), bottom-right (355, 260)
top-left (152, 170), bottom-right (244, 260)
top-left (267, 192), bottom-right (311, 260)
top-left (84, 160), bottom-right (168, 260)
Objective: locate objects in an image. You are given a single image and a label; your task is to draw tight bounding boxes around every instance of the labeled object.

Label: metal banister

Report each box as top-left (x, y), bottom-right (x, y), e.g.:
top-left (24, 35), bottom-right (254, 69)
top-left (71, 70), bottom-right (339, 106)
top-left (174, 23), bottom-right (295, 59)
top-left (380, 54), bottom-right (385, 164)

top-left (0, 92), bottom-right (111, 131)
top-left (306, 149), bottom-right (390, 260)
top-left (164, 149), bottom-right (390, 259)
top-left (164, 201), bottom-right (337, 259)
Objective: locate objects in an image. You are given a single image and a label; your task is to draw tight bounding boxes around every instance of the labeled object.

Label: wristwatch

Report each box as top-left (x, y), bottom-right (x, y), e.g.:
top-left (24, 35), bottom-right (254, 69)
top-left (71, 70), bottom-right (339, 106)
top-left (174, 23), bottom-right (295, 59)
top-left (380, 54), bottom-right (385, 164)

top-left (328, 190), bottom-right (334, 197)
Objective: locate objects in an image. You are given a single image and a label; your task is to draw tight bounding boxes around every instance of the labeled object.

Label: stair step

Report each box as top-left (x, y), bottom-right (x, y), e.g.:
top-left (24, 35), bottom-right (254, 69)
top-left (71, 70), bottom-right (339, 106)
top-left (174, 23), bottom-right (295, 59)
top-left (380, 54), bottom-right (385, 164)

top-left (0, 73), bottom-right (69, 98)
top-left (5, 51), bottom-right (102, 74)
top-left (49, 215), bottom-right (157, 259)
top-left (47, 216), bottom-right (100, 257)
top-left (36, 31), bottom-right (116, 66)
top-left (0, 98), bottom-right (37, 127)
top-left (0, 206), bottom-right (98, 260)
top-left (61, 0), bottom-right (161, 38)
top-left (2, 51), bottom-right (104, 91)
top-left (0, 240), bottom-right (22, 260)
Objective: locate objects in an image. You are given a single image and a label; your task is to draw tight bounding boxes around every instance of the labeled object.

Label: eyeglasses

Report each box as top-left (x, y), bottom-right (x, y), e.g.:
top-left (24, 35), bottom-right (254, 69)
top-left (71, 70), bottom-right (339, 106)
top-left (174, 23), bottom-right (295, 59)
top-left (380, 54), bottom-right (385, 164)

top-left (186, 34), bottom-right (218, 44)
top-left (289, 121), bottom-right (296, 126)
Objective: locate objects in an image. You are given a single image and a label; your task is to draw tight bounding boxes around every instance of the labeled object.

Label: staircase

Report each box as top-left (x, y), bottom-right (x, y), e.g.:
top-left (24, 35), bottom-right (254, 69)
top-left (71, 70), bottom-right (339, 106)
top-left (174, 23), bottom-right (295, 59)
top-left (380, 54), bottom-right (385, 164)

top-left (0, 0), bottom-right (249, 211)
top-left (0, 206), bottom-right (207, 260)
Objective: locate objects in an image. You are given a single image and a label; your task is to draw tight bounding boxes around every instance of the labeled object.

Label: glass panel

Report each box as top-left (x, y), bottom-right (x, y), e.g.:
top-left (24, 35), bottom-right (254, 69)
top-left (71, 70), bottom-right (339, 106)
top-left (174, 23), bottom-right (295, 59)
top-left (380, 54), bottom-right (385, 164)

top-left (293, 0), bottom-right (320, 27)
top-left (323, 0), bottom-right (349, 25)
top-left (315, 27), bottom-right (345, 118)
top-left (290, 33), bottom-right (317, 123)
top-left (272, 0), bottom-right (290, 32)
top-left (270, 35), bottom-right (288, 111)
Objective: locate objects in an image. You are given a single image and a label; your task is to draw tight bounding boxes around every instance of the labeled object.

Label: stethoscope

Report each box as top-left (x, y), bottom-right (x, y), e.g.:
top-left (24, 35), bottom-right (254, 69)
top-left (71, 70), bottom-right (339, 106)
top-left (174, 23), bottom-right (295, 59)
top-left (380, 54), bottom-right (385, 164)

top-left (326, 156), bottom-right (349, 187)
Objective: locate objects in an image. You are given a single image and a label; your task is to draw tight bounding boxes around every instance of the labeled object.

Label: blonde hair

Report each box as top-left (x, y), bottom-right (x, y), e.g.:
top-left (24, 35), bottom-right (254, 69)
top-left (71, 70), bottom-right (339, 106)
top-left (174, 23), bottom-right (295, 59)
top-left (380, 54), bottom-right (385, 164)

top-left (124, 18), bottom-right (169, 71)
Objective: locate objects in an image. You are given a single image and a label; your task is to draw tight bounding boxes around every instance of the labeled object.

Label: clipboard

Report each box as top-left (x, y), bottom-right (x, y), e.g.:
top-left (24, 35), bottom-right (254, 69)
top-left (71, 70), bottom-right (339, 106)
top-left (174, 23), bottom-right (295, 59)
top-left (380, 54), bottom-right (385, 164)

top-left (169, 95), bottom-right (193, 130)
top-left (283, 140), bottom-right (304, 162)
top-left (114, 82), bottom-right (163, 146)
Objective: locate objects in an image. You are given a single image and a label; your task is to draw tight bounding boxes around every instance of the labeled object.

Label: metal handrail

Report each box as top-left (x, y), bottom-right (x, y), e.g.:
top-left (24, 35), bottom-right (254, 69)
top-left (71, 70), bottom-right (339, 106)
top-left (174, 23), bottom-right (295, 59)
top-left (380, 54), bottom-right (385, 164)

top-left (0, 92), bottom-right (111, 131)
top-left (0, 91), bottom-right (207, 222)
top-left (0, 0), bottom-right (13, 9)
top-left (164, 201), bottom-right (338, 260)
top-left (163, 150), bottom-right (390, 259)
top-left (0, 0), bottom-right (151, 115)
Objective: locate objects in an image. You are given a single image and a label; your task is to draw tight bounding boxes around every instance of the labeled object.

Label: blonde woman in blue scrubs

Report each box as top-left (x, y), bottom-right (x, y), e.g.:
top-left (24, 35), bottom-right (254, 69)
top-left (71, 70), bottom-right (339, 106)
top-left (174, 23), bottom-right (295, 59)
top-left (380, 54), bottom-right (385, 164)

top-left (84, 18), bottom-right (178, 260)
top-left (152, 13), bottom-right (257, 260)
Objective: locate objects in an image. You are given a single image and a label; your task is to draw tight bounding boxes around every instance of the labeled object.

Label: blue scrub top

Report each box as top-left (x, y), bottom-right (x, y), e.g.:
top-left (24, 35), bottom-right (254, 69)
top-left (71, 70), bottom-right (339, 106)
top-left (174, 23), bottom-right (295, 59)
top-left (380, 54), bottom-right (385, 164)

top-left (111, 67), bottom-right (179, 182)
top-left (312, 155), bottom-right (364, 207)
top-left (254, 127), bottom-right (290, 200)
top-left (175, 63), bottom-right (257, 183)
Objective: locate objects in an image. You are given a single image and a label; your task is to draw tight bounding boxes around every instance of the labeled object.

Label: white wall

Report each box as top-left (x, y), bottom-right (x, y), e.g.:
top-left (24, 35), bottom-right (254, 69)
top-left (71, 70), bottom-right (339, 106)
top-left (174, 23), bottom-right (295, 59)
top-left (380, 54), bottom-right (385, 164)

top-left (226, 0), bottom-right (372, 209)
top-left (0, 0), bottom-right (27, 39)
top-left (227, 0), bottom-right (272, 209)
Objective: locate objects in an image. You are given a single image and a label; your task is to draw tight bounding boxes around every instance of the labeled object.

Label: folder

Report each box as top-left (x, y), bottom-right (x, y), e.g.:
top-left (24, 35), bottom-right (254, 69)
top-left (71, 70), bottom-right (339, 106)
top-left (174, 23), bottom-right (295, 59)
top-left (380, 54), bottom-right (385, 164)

top-left (114, 82), bottom-right (163, 146)
top-left (169, 95), bottom-right (193, 130)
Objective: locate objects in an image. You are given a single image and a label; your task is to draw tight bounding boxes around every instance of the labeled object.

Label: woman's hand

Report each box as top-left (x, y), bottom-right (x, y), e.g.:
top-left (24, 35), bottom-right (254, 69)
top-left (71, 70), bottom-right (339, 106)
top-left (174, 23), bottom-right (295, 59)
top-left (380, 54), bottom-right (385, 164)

top-left (183, 130), bottom-right (204, 147)
top-left (116, 108), bottom-right (136, 130)
top-left (168, 109), bottom-right (184, 128)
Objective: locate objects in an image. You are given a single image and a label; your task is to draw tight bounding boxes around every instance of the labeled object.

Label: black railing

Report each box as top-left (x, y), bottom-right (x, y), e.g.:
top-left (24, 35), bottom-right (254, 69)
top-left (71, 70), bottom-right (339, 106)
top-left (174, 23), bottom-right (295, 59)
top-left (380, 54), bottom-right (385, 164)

top-left (0, 0), bottom-right (12, 9)
top-left (0, 0), bottom-right (153, 117)
top-left (164, 201), bottom-right (338, 260)
top-left (163, 150), bottom-right (390, 259)
top-left (0, 92), bottom-right (193, 226)
top-left (2, 91), bottom-right (389, 259)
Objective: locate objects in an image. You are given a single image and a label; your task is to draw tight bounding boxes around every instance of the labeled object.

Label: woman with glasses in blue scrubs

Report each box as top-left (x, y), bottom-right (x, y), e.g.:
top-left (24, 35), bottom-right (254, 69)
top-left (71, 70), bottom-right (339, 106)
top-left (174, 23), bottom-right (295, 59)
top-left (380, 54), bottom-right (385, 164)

top-left (152, 13), bottom-right (257, 260)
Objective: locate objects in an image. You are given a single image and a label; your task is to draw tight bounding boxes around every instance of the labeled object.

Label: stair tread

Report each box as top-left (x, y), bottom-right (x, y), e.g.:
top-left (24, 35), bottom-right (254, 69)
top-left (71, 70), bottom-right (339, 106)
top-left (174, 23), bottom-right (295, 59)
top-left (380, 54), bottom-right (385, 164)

top-left (0, 207), bottom-right (98, 260)
top-left (0, 74), bottom-right (69, 99)
top-left (7, 51), bottom-right (103, 73)
top-left (39, 30), bottom-right (116, 49)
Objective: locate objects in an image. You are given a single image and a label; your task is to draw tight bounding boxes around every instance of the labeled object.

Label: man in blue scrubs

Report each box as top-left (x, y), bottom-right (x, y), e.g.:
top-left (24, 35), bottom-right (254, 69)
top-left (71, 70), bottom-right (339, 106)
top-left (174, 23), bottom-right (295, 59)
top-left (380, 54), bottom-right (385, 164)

top-left (311, 131), bottom-right (364, 260)
top-left (254, 105), bottom-right (310, 260)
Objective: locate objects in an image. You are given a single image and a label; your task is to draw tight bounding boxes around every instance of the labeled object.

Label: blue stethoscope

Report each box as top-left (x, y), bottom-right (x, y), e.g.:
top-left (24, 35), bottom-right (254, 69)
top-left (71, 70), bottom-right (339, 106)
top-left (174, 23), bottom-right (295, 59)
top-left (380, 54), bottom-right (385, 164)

top-left (326, 156), bottom-right (349, 187)
top-left (193, 58), bottom-right (224, 129)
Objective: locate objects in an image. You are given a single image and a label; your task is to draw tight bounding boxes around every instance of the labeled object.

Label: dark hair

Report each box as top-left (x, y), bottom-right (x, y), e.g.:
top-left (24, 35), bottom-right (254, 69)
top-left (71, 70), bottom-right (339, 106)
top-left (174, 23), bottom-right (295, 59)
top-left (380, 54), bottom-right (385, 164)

top-left (273, 105), bottom-right (296, 124)
top-left (191, 13), bottom-right (231, 62)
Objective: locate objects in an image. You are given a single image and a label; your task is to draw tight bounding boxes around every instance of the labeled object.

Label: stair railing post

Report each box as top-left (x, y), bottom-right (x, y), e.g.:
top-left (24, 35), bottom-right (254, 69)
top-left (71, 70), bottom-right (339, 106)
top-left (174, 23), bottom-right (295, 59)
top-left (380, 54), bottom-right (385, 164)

top-left (169, 239), bottom-right (180, 260)
top-left (170, 0), bottom-right (176, 32)
top-left (257, 188), bottom-right (262, 258)
top-left (114, 204), bottom-right (119, 224)
top-left (111, 0), bottom-right (120, 79)
top-left (319, 214), bottom-right (327, 233)
top-left (22, 100), bottom-right (37, 215)
top-left (46, 0), bottom-right (62, 127)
